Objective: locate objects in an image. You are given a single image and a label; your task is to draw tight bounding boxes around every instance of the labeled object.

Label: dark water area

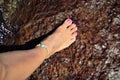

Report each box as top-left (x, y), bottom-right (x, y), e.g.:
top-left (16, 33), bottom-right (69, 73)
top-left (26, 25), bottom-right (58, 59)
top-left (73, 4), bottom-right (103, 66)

top-left (0, 6), bottom-right (20, 44)
top-left (0, 6), bottom-right (25, 52)
top-left (0, 0), bottom-right (120, 80)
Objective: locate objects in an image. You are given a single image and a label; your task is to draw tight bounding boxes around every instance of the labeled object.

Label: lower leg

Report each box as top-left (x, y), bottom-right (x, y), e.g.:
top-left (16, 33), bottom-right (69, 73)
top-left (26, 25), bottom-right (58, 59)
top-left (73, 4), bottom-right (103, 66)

top-left (0, 19), bottom-right (78, 80)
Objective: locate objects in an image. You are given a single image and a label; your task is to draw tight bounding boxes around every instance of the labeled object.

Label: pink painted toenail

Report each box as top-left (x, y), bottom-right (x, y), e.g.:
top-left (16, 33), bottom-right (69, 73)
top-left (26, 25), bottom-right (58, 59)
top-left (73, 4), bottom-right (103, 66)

top-left (67, 19), bottom-right (72, 23)
top-left (76, 27), bottom-right (78, 30)
top-left (75, 32), bottom-right (78, 36)
top-left (74, 24), bottom-right (76, 27)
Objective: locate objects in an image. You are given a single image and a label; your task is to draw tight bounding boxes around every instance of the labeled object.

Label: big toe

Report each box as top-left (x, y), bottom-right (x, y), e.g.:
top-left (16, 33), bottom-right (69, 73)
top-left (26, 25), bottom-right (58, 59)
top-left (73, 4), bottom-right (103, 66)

top-left (61, 19), bottom-right (72, 28)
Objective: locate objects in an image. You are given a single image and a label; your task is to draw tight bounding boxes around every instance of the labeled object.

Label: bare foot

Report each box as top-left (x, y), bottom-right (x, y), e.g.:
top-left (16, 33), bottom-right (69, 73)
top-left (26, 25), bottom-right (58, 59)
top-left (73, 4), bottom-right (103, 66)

top-left (38, 19), bottom-right (77, 57)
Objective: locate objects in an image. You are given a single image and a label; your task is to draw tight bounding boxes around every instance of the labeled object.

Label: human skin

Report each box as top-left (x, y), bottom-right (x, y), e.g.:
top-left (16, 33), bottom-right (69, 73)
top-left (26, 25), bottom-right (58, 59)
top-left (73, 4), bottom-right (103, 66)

top-left (0, 19), bottom-right (78, 80)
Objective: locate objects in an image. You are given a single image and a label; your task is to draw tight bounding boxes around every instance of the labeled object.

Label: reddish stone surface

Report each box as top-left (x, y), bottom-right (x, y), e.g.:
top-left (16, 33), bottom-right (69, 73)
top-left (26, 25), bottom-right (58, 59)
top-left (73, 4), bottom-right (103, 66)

top-left (0, 0), bottom-right (120, 80)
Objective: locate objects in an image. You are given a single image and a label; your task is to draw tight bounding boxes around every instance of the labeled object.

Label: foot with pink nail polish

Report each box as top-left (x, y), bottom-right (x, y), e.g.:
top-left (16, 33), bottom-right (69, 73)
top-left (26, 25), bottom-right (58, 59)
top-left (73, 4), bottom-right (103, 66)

top-left (39, 19), bottom-right (78, 57)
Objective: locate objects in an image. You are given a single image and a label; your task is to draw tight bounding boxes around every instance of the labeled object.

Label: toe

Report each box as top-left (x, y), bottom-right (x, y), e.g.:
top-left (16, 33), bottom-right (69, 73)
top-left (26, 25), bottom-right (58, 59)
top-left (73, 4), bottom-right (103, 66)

top-left (68, 24), bottom-right (76, 30)
top-left (72, 32), bottom-right (78, 37)
top-left (71, 27), bottom-right (77, 33)
top-left (61, 19), bottom-right (72, 28)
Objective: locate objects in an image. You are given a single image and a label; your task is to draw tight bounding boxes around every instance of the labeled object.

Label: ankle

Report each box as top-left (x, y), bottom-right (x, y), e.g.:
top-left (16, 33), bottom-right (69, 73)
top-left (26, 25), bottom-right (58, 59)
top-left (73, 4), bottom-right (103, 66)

top-left (41, 40), bottom-right (55, 56)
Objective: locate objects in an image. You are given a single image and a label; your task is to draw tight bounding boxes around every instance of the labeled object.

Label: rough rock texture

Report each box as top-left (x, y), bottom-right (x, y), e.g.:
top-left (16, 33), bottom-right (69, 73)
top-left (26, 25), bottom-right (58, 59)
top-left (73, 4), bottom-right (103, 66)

top-left (0, 0), bottom-right (120, 80)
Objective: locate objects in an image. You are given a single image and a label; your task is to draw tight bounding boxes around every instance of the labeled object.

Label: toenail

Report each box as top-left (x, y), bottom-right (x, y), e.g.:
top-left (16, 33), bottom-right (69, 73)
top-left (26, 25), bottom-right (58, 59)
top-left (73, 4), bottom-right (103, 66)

top-left (74, 24), bottom-right (76, 27)
top-left (75, 32), bottom-right (78, 35)
top-left (76, 27), bottom-right (78, 30)
top-left (67, 19), bottom-right (72, 23)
